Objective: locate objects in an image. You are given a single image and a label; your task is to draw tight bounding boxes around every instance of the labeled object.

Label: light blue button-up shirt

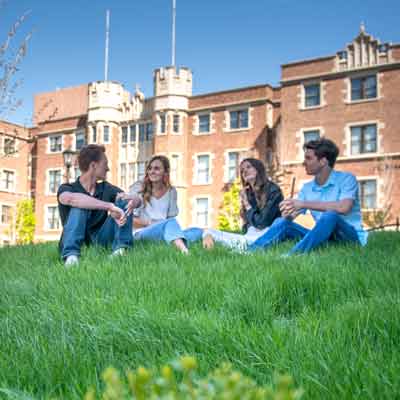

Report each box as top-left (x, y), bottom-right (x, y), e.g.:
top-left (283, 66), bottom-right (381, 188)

top-left (298, 170), bottom-right (368, 245)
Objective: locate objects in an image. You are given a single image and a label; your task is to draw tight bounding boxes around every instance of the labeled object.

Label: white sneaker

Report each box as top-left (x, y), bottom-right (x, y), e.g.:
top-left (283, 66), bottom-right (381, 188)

top-left (110, 247), bottom-right (127, 258)
top-left (65, 255), bottom-right (79, 267)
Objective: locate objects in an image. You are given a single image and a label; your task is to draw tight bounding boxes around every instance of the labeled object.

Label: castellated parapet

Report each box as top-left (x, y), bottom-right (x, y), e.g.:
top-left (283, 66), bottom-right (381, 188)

top-left (153, 66), bottom-right (192, 111)
top-left (88, 81), bottom-right (142, 123)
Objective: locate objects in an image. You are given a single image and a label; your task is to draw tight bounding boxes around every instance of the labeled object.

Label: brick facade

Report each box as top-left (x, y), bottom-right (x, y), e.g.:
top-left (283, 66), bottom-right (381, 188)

top-left (0, 28), bottom-right (399, 245)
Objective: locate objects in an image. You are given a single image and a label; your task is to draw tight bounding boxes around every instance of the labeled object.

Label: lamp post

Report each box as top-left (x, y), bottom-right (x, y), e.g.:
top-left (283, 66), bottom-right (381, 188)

top-left (62, 148), bottom-right (75, 183)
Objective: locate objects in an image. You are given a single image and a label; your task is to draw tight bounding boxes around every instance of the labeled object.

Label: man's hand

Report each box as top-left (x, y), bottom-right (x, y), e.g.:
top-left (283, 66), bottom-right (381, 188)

top-left (279, 199), bottom-right (303, 219)
top-left (202, 234), bottom-right (215, 250)
top-left (109, 204), bottom-right (127, 226)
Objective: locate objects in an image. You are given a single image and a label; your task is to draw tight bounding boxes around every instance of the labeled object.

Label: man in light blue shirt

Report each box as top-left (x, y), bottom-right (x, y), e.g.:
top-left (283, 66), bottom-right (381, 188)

top-left (248, 138), bottom-right (368, 255)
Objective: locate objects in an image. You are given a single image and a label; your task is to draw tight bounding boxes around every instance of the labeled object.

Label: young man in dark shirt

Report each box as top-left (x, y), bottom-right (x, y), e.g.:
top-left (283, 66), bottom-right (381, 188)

top-left (57, 144), bottom-right (141, 267)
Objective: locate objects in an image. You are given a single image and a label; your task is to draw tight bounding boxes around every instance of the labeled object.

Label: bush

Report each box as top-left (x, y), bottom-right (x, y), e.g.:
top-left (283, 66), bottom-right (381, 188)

top-left (84, 356), bottom-right (303, 400)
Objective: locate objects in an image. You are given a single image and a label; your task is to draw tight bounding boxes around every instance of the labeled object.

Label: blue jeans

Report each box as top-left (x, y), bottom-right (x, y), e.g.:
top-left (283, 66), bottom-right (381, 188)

top-left (60, 199), bottom-right (133, 259)
top-left (248, 211), bottom-right (360, 255)
top-left (134, 218), bottom-right (203, 244)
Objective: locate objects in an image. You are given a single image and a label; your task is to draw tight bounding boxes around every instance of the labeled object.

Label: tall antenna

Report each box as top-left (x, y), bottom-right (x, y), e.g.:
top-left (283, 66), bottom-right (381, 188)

top-left (104, 9), bottom-right (110, 81)
top-left (171, 0), bottom-right (176, 67)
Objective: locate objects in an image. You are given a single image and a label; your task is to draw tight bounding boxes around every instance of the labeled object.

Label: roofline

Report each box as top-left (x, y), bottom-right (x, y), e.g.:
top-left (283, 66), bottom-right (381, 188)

top-left (34, 83), bottom-right (89, 98)
top-left (281, 55), bottom-right (335, 69)
top-left (0, 119), bottom-right (28, 129)
top-left (190, 83), bottom-right (279, 100)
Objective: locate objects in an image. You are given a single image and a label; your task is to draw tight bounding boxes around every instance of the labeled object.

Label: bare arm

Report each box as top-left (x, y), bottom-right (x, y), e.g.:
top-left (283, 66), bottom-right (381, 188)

top-left (59, 191), bottom-right (114, 211)
top-left (59, 191), bottom-right (127, 226)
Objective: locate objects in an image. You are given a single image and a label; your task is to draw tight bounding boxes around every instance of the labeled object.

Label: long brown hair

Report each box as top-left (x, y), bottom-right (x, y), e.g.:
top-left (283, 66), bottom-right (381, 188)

top-left (141, 155), bottom-right (171, 205)
top-left (239, 158), bottom-right (271, 213)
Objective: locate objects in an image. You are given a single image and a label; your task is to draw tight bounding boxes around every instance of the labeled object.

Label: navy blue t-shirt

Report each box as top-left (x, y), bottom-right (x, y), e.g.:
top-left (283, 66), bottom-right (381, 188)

top-left (57, 178), bottom-right (122, 237)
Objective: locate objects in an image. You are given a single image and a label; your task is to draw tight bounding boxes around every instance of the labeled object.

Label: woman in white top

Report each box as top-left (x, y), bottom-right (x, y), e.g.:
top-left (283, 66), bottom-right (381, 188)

top-left (119, 155), bottom-right (202, 254)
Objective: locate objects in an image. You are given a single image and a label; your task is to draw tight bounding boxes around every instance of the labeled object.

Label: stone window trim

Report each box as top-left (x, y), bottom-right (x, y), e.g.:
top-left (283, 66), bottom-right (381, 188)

top-left (47, 133), bottom-right (64, 154)
top-left (44, 204), bottom-right (61, 231)
top-left (344, 120), bottom-right (382, 157)
top-left (156, 112), bottom-right (168, 136)
top-left (0, 168), bottom-right (17, 193)
top-left (344, 72), bottom-right (381, 104)
top-left (171, 112), bottom-right (184, 136)
top-left (73, 128), bottom-right (86, 151)
top-left (102, 124), bottom-right (111, 144)
top-left (299, 81), bottom-right (326, 110)
top-left (357, 176), bottom-right (380, 211)
top-left (169, 152), bottom-right (183, 185)
top-left (296, 127), bottom-right (325, 161)
top-left (46, 167), bottom-right (63, 196)
top-left (119, 163), bottom-right (127, 190)
top-left (192, 152), bottom-right (214, 186)
top-left (223, 148), bottom-right (249, 183)
top-left (1, 136), bottom-right (18, 157)
top-left (0, 202), bottom-right (14, 226)
top-left (191, 195), bottom-right (213, 228)
top-left (223, 105), bottom-right (252, 133)
top-left (192, 112), bottom-right (214, 136)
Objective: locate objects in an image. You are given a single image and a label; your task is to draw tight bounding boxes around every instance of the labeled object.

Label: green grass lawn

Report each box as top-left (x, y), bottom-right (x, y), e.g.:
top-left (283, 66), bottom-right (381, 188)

top-left (1, 232), bottom-right (399, 399)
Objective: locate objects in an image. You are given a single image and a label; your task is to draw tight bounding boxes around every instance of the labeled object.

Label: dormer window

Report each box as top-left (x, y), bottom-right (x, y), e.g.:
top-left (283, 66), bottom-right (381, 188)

top-left (338, 51), bottom-right (348, 61)
top-left (378, 43), bottom-right (388, 53)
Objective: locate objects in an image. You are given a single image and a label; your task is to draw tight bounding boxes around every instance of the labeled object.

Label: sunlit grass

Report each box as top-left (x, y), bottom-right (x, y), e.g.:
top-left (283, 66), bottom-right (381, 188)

top-left (0, 232), bottom-right (399, 399)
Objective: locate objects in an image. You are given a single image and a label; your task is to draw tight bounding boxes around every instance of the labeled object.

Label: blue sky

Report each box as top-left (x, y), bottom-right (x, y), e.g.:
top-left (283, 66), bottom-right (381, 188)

top-left (1, 0), bottom-right (400, 125)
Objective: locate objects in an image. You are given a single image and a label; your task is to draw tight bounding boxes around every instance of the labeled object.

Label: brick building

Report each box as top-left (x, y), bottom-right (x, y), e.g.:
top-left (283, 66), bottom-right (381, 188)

top-left (0, 27), bottom-right (399, 245)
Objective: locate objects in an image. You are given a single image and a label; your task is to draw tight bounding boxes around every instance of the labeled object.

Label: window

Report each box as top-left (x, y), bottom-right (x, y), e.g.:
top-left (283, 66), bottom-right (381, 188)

top-left (74, 167), bottom-right (81, 180)
top-left (128, 163), bottom-right (135, 187)
top-left (350, 124), bottom-right (377, 154)
top-left (351, 76), bottom-right (377, 101)
top-left (227, 152), bottom-right (240, 182)
top-left (359, 180), bottom-right (377, 209)
top-left (230, 109), bottom-right (248, 130)
top-left (170, 154), bottom-right (180, 184)
top-left (196, 155), bottom-right (210, 184)
top-left (1, 205), bottom-right (12, 224)
top-left (146, 122), bottom-right (153, 141)
top-left (139, 124), bottom-right (146, 143)
top-left (2, 170), bottom-right (15, 191)
top-left (137, 162), bottom-right (146, 181)
top-left (47, 206), bottom-right (60, 230)
top-left (92, 126), bottom-right (97, 143)
top-left (159, 114), bottom-right (166, 134)
top-left (338, 51), bottom-right (348, 61)
top-left (130, 125), bottom-right (136, 143)
top-left (304, 84), bottom-right (321, 107)
top-left (173, 114), bottom-right (180, 133)
top-left (195, 198), bottom-right (209, 227)
top-left (303, 129), bottom-right (320, 144)
top-left (103, 125), bottom-right (110, 143)
top-left (75, 130), bottom-right (85, 150)
top-left (120, 163), bottom-right (127, 189)
top-left (49, 135), bottom-right (62, 152)
top-left (121, 126), bottom-right (128, 145)
top-left (199, 114), bottom-right (210, 133)
top-left (48, 170), bottom-right (62, 194)
top-left (4, 138), bottom-right (16, 155)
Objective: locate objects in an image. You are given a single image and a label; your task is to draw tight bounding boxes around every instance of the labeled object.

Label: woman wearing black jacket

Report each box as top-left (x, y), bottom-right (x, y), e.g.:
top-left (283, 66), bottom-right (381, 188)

top-left (203, 158), bottom-right (283, 250)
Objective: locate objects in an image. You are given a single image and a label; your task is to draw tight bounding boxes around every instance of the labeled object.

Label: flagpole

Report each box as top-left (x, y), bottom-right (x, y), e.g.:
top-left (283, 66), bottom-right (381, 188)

top-left (105, 9), bottom-right (110, 81)
top-left (171, 0), bottom-right (176, 67)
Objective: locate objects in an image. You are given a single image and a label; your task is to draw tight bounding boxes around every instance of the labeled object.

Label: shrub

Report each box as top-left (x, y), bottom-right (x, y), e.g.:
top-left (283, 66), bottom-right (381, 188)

top-left (84, 356), bottom-right (303, 400)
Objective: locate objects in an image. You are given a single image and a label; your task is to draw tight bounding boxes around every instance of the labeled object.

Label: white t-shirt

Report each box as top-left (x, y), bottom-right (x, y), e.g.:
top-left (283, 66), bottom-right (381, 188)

top-left (129, 181), bottom-right (179, 225)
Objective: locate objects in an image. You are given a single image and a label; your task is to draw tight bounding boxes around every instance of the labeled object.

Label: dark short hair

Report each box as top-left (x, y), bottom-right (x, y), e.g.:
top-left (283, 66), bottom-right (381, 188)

top-left (304, 138), bottom-right (339, 168)
top-left (78, 144), bottom-right (106, 172)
